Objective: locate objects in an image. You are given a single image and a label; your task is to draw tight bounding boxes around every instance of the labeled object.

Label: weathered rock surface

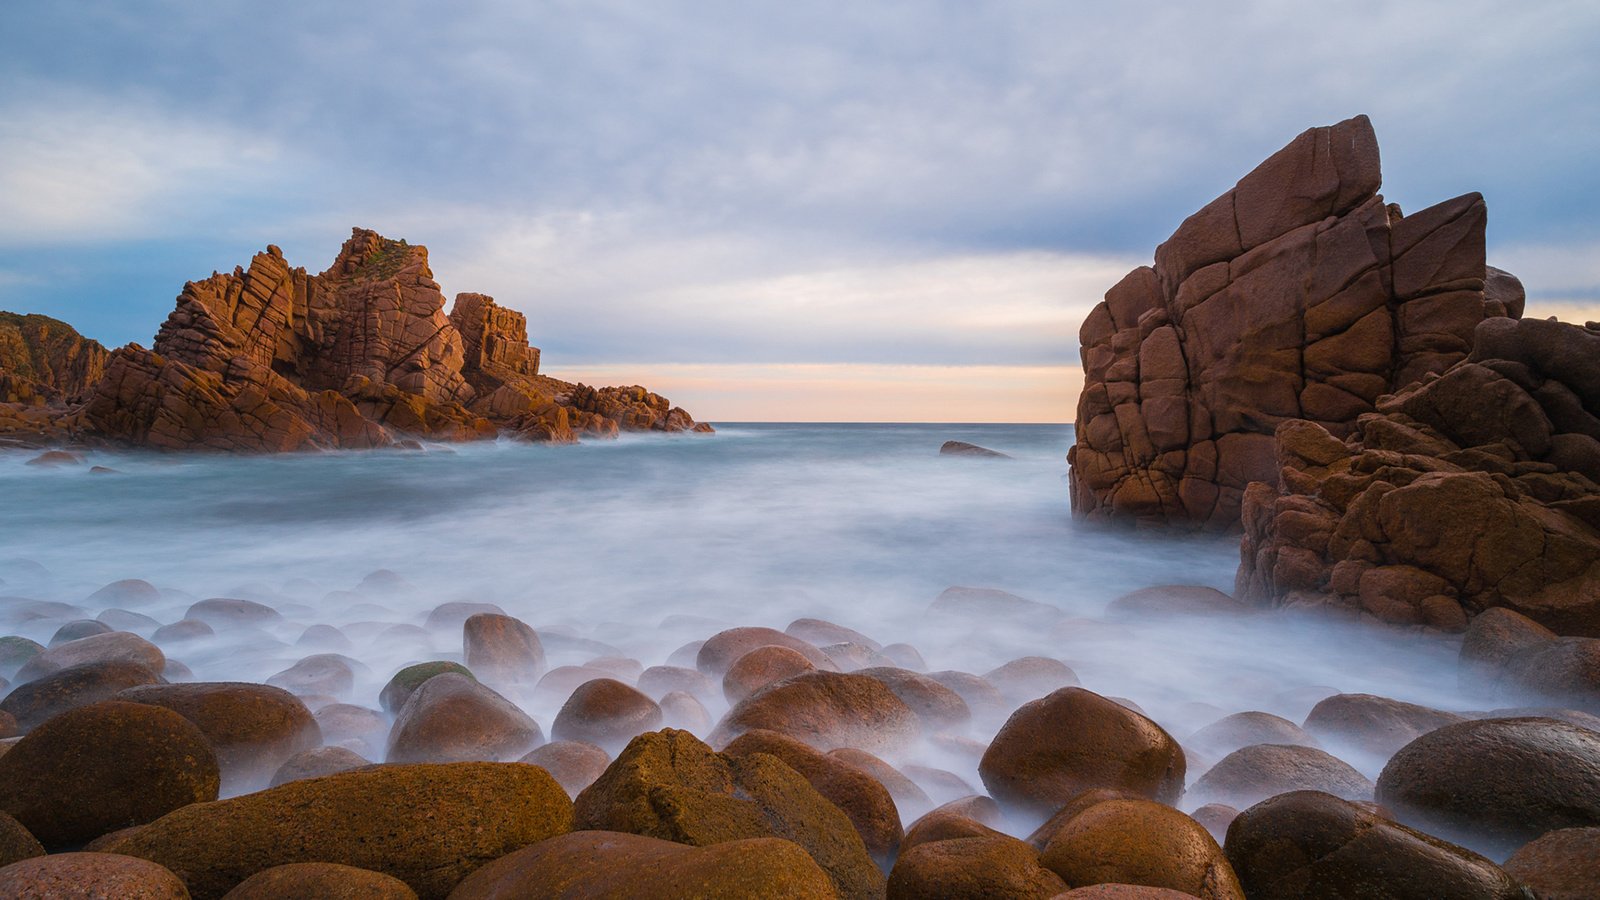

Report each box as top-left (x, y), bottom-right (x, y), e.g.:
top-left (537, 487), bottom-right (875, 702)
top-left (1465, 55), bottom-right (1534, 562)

top-left (0, 852), bottom-right (191, 899)
top-left (108, 762), bottom-right (572, 900)
top-left (1375, 716), bottom-right (1600, 858)
top-left (268, 746), bottom-right (370, 787)
top-left (550, 678), bottom-right (662, 750)
top-left (1502, 826), bottom-right (1600, 900)
top-left (1, 229), bottom-right (708, 450)
top-left (710, 670), bottom-right (920, 755)
top-left (117, 682), bottom-right (321, 791)
top-left (0, 701), bottom-right (220, 848)
top-left (1040, 798), bottom-right (1244, 900)
top-left (1237, 316), bottom-right (1600, 633)
top-left (1069, 115), bottom-right (1509, 530)
top-left (386, 673), bottom-right (542, 764)
top-left (889, 833), bottom-right (1066, 899)
top-left (1224, 790), bottom-right (1525, 899)
top-left (0, 660), bottom-right (164, 732)
top-left (1189, 743), bottom-right (1373, 809)
top-left (572, 729), bottom-right (884, 899)
top-left (449, 831), bottom-right (838, 900)
top-left (221, 862), bottom-right (417, 899)
top-left (0, 810), bottom-right (44, 869)
top-left (519, 740), bottom-right (611, 797)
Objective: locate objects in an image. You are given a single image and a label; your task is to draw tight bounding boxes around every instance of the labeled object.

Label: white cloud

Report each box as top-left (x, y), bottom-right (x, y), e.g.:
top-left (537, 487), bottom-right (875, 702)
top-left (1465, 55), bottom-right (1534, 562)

top-left (0, 90), bottom-right (286, 243)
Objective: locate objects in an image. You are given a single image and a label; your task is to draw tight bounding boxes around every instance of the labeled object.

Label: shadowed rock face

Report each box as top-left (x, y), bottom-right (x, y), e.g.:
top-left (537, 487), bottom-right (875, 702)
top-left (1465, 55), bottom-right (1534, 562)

top-left (1237, 316), bottom-right (1600, 635)
top-left (2, 227), bottom-right (709, 451)
top-left (1069, 115), bottom-right (1511, 531)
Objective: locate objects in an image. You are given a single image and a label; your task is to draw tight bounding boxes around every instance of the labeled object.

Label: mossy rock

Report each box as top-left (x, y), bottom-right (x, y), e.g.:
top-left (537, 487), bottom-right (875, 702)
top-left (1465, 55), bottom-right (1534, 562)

top-left (379, 661), bottom-right (473, 713)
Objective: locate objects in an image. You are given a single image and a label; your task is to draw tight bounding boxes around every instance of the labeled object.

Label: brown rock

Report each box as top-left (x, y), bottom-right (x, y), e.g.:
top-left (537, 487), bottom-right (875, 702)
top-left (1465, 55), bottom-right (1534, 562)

top-left (0, 659), bottom-right (164, 732)
top-left (1375, 716), bottom-right (1600, 858)
top-left (422, 602), bottom-right (504, 631)
top-left (117, 682), bottom-right (321, 792)
top-left (1302, 693), bottom-right (1465, 759)
top-left (534, 665), bottom-right (611, 703)
top-left (0, 852), bottom-right (189, 899)
top-left (786, 618), bottom-right (881, 651)
top-left (313, 703), bottom-right (387, 758)
top-left (1026, 789), bottom-right (1144, 850)
top-left (930, 586), bottom-right (1063, 624)
top-left (268, 746), bottom-right (369, 787)
top-left (980, 687), bottom-right (1185, 817)
top-left (266, 654), bottom-right (359, 699)
top-left (696, 627), bottom-right (832, 676)
top-left (48, 619), bottom-right (113, 645)
top-left (387, 673), bottom-right (541, 764)
top-left (724, 728), bottom-right (904, 864)
top-left (1106, 586), bottom-right (1251, 619)
top-left (723, 645), bottom-right (817, 704)
top-left (1190, 743), bottom-right (1373, 808)
top-left (551, 678), bottom-right (662, 750)
top-left (462, 613), bottom-right (545, 684)
top-left (1054, 887), bottom-right (1203, 899)
top-left (925, 670), bottom-right (1009, 721)
top-left (1185, 711), bottom-right (1320, 759)
top-left (572, 728), bottom-right (884, 899)
top-left (0, 711), bottom-right (15, 740)
top-left (108, 762), bottom-right (572, 900)
top-left (520, 740), bottom-right (610, 797)
top-left (0, 636), bottom-right (43, 678)
top-left (857, 666), bottom-right (972, 729)
top-left (378, 661), bottom-right (473, 714)
top-left (0, 701), bottom-right (219, 848)
top-left (0, 311), bottom-right (110, 403)
top-left (658, 690), bottom-right (712, 732)
top-left (1189, 803), bottom-right (1238, 843)
top-left (153, 620), bottom-right (214, 644)
top-left (636, 665), bottom-right (717, 701)
top-left (982, 657), bottom-right (1080, 705)
top-left (1225, 790), bottom-right (1525, 899)
top-left (902, 808), bottom-right (1007, 852)
top-left (711, 669), bottom-right (920, 755)
top-left (448, 831), bottom-right (836, 900)
top-left (830, 747), bottom-right (934, 820)
top-left (185, 598), bottom-right (281, 627)
top-left (15, 631), bottom-right (165, 682)
top-left (221, 862), bottom-right (417, 899)
top-left (0, 810), bottom-right (43, 868)
top-left (1040, 798), bottom-right (1243, 900)
top-left (889, 834), bottom-right (1066, 899)
top-left (1502, 827), bottom-right (1600, 900)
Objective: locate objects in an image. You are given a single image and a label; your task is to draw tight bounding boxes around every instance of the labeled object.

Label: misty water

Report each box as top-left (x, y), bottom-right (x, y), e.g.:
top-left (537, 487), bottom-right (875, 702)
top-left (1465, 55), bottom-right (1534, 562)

top-left (0, 423), bottom-right (1475, 821)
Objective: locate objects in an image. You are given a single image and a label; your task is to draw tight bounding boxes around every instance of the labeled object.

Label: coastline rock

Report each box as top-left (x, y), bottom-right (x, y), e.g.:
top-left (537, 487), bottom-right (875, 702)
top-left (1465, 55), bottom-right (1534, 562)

top-left (116, 682), bottom-right (321, 791)
top-left (857, 666), bottom-right (972, 729)
top-left (1302, 693), bottom-right (1465, 759)
top-left (1070, 115), bottom-right (1507, 529)
top-left (267, 746), bottom-right (369, 787)
top-left (1185, 711), bottom-right (1320, 759)
top-left (0, 852), bottom-right (189, 900)
top-left (0, 701), bottom-right (219, 848)
top-left (889, 834), bottom-right (1066, 899)
top-left (449, 831), bottom-right (836, 900)
top-left (15, 630), bottom-right (165, 682)
top-left (520, 740), bottom-right (610, 797)
top-left (709, 670), bottom-right (921, 755)
top-left (462, 613), bottom-right (545, 684)
top-left (0, 311), bottom-right (110, 405)
top-left (550, 678), bottom-right (662, 750)
top-left (696, 627), bottom-right (832, 676)
top-left (1189, 743), bottom-right (1373, 809)
top-left (1237, 317), bottom-right (1600, 633)
top-left (108, 762), bottom-right (572, 900)
top-left (572, 728), bottom-right (884, 899)
top-left (221, 862), bottom-right (416, 899)
top-left (723, 645), bottom-right (818, 704)
top-left (379, 661), bottom-right (473, 713)
top-left (979, 687), bottom-right (1185, 816)
top-left (1375, 716), bottom-right (1600, 858)
top-left (1224, 790), bottom-right (1525, 899)
top-left (1039, 798), bottom-right (1244, 900)
top-left (1502, 827), bottom-right (1600, 900)
top-left (0, 811), bottom-right (44, 868)
top-left (386, 673), bottom-right (542, 764)
top-left (0, 660), bottom-right (164, 731)
top-left (939, 440), bottom-right (1013, 459)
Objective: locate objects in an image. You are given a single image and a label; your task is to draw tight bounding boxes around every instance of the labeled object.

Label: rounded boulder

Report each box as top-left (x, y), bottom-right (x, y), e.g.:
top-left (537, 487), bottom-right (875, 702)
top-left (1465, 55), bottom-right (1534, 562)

top-left (551, 678), bottom-right (662, 750)
top-left (1039, 798), bottom-right (1243, 900)
top-left (0, 852), bottom-right (189, 899)
top-left (116, 682), bottom-right (321, 792)
top-left (386, 672), bottom-right (542, 764)
top-left (221, 862), bottom-right (417, 899)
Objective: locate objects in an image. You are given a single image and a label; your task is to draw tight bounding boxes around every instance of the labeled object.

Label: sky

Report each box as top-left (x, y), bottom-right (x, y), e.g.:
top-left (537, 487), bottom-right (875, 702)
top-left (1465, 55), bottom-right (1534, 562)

top-left (1, 1), bottom-right (1597, 422)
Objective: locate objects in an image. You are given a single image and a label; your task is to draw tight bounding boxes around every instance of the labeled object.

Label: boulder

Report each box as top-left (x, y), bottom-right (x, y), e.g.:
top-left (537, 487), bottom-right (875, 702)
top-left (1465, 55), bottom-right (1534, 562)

top-left (108, 762), bottom-right (572, 900)
top-left (448, 831), bottom-right (836, 899)
top-left (1106, 586), bottom-right (1251, 619)
top-left (939, 440), bottom-right (1013, 459)
top-left (185, 598), bottom-right (281, 628)
top-left (14, 631), bottom-right (165, 682)
top-left (86, 579), bottom-right (161, 606)
top-left (0, 660), bottom-right (164, 732)
top-left (857, 666), bottom-right (972, 729)
top-left (312, 703), bottom-right (387, 758)
top-left (1502, 827), bottom-right (1600, 900)
top-left (710, 670), bottom-right (920, 755)
top-left (520, 740), bottom-right (610, 797)
top-left (116, 682), bottom-right (321, 791)
top-left (786, 618), bottom-right (881, 651)
top-left (929, 586), bottom-right (1062, 624)
top-left (48, 619), bottom-right (113, 645)
top-left (268, 747), bottom-right (369, 787)
top-left (386, 673), bottom-right (542, 764)
top-left (266, 654), bottom-right (359, 698)
top-left (220, 862), bottom-right (416, 899)
top-left (722, 645), bottom-right (817, 704)
top-left (1375, 716), bottom-right (1600, 858)
top-left (696, 627), bottom-right (831, 676)
top-left (378, 661), bottom-right (473, 714)
top-left (830, 747), bottom-right (934, 820)
top-left (982, 657), bottom-right (1080, 705)
top-left (550, 678), bottom-right (662, 750)
top-left (980, 688), bottom-right (1185, 817)
top-left (888, 834), bottom-right (1066, 899)
top-left (572, 729), bottom-right (884, 899)
top-left (0, 701), bottom-right (219, 847)
top-left (462, 613), bottom-right (545, 684)
top-left (901, 809), bottom-right (1006, 852)
top-left (1070, 115), bottom-right (1506, 531)
top-left (1224, 790), bottom-right (1525, 899)
top-left (153, 620), bottom-right (214, 644)
top-left (1184, 711), bottom-right (1319, 759)
top-left (659, 691), bottom-right (712, 732)
top-left (0, 810), bottom-right (43, 868)
top-left (723, 728), bottom-right (903, 864)
top-left (423, 602), bottom-right (504, 632)
top-left (0, 852), bottom-right (189, 899)
top-left (1039, 798), bottom-right (1243, 900)
top-left (636, 665), bottom-right (717, 701)
top-left (1301, 693), bottom-right (1465, 759)
top-left (99, 608), bottom-right (161, 632)
top-left (0, 636), bottom-right (43, 678)
top-left (1190, 743), bottom-right (1373, 808)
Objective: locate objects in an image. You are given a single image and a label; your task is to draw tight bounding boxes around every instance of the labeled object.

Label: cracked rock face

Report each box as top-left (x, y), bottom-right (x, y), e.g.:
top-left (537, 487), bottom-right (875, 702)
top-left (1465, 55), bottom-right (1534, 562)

top-left (1235, 317), bottom-right (1600, 635)
top-left (0, 226), bottom-right (710, 451)
top-left (1069, 115), bottom-right (1512, 530)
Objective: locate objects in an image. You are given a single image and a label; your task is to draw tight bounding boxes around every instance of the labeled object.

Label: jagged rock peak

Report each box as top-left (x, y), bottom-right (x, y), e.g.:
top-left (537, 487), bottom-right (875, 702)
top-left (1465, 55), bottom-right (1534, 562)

top-left (1068, 115), bottom-right (1510, 531)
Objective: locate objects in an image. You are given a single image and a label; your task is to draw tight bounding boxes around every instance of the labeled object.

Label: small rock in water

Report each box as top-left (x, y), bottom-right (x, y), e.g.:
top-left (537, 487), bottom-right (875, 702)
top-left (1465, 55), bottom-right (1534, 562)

top-left (1038, 797), bottom-right (1244, 900)
top-left (984, 656), bottom-right (1080, 705)
top-left (1190, 743), bottom-right (1373, 809)
top-left (48, 619), bottom-right (113, 646)
top-left (0, 852), bottom-right (190, 899)
top-left (938, 440), bottom-right (1012, 459)
top-left (151, 619), bottom-right (213, 644)
top-left (551, 678), bottom-right (662, 750)
top-left (387, 672), bottom-right (543, 764)
top-left (696, 626), bottom-right (832, 676)
top-left (786, 617), bottom-right (882, 651)
top-left (86, 578), bottom-right (161, 607)
top-left (378, 660), bottom-right (475, 714)
top-left (17, 631), bottom-right (165, 682)
top-left (889, 833), bottom-right (1066, 899)
top-left (186, 597), bottom-right (282, 628)
top-left (1502, 826), bottom-right (1600, 900)
top-left (519, 740), bottom-right (610, 797)
top-left (1302, 693), bottom-right (1465, 760)
top-left (723, 645), bottom-right (817, 704)
top-left (223, 862), bottom-right (418, 900)
top-left (269, 746), bottom-right (370, 787)
top-left (857, 667), bottom-right (971, 729)
top-left (637, 664), bottom-right (717, 701)
top-left (711, 669), bottom-right (921, 755)
top-left (463, 613), bottom-right (546, 684)
top-left (23, 450), bottom-right (81, 467)
top-left (659, 690), bottom-right (712, 732)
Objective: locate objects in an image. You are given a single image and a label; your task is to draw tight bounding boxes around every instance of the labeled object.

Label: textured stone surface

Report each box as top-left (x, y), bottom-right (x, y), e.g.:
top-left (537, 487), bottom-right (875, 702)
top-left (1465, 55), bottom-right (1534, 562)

top-left (1237, 316), bottom-right (1600, 634)
top-left (889, 833), bottom-right (1065, 899)
top-left (0, 852), bottom-right (190, 900)
top-left (1070, 115), bottom-right (1506, 530)
top-left (1040, 798), bottom-right (1243, 900)
top-left (221, 862), bottom-right (417, 899)
top-left (2, 229), bottom-right (707, 450)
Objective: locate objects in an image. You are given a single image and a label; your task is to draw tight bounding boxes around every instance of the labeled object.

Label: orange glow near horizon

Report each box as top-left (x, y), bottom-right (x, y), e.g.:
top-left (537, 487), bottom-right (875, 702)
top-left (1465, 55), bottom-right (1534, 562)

top-left (554, 363), bottom-right (1085, 423)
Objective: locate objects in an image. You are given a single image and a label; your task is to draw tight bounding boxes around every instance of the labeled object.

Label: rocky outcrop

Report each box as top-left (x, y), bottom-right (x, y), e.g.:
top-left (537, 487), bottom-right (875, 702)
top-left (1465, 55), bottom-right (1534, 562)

top-left (1237, 317), bottom-right (1600, 634)
top-left (1069, 115), bottom-right (1511, 530)
top-left (0, 228), bottom-right (710, 451)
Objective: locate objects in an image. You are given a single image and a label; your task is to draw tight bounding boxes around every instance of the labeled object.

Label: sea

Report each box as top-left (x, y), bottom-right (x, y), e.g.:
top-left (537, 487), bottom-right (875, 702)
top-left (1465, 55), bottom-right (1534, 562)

top-left (0, 423), bottom-right (1476, 798)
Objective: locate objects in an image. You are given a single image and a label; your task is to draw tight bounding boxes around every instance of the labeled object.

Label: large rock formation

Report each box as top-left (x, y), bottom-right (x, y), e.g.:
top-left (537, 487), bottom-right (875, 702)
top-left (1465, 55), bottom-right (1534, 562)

top-left (1237, 316), bottom-right (1600, 634)
top-left (0, 313), bottom-right (109, 405)
top-left (0, 228), bottom-right (710, 451)
top-left (1069, 115), bottom-right (1512, 530)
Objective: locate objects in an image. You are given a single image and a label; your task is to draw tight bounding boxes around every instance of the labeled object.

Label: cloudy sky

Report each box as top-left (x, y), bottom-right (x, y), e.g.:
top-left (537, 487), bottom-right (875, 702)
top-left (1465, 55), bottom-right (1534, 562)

top-left (2, 1), bottom-right (1596, 421)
